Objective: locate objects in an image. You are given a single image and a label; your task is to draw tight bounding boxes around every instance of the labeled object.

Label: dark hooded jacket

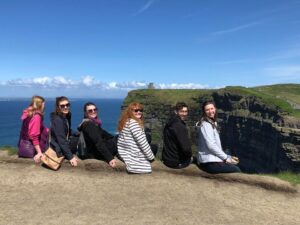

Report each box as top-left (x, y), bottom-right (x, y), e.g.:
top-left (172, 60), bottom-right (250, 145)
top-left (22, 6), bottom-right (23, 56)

top-left (77, 120), bottom-right (117, 163)
top-left (50, 112), bottom-right (73, 160)
top-left (162, 115), bottom-right (192, 167)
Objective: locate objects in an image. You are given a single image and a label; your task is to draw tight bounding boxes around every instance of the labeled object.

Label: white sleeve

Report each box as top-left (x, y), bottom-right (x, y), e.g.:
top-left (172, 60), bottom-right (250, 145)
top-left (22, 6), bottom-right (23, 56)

top-left (201, 122), bottom-right (227, 160)
top-left (129, 120), bottom-right (154, 160)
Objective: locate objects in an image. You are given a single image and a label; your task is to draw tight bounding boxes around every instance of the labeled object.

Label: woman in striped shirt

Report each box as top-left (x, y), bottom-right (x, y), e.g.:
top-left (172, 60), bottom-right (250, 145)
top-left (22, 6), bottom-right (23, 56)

top-left (117, 102), bottom-right (155, 174)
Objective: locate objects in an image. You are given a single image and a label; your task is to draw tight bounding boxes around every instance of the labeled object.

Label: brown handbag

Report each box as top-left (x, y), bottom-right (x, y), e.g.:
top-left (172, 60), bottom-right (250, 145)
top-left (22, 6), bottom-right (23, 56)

top-left (41, 130), bottom-right (65, 171)
top-left (41, 146), bottom-right (65, 171)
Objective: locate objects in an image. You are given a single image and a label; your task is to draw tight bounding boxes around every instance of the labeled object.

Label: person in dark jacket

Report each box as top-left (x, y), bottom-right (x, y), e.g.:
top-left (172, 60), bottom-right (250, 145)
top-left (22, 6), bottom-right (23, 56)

top-left (77, 102), bottom-right (118, 168)
top-left (50, 96), bottom-right (78, 167)
top-left (162, 102), bottom-right (194, 169)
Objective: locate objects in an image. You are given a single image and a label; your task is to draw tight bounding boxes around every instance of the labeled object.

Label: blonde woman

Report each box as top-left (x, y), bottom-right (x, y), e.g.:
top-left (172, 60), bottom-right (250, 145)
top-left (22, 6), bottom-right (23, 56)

top-left (18, 95), bottom-right (48, 163)
top-left (117, 102), bottom-right (155, 174)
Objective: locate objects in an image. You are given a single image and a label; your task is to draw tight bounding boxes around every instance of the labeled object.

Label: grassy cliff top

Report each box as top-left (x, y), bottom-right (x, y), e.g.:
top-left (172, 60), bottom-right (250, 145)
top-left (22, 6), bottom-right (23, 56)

top-left (124, 84), bottom-right (300, 117)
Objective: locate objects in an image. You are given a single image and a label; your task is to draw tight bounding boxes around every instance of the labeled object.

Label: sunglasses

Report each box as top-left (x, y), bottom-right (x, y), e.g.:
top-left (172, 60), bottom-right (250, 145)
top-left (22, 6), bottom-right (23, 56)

top-left (87, 108), bottom-right (98, 113)
top-left (132, 109), bottom-right (143, 113)
top-left (59, 103), bottom-right (70, 108)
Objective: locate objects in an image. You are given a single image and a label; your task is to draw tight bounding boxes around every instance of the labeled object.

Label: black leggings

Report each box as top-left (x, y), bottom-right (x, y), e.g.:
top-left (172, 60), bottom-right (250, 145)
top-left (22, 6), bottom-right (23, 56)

top-left (199, 162), bottom-right (241, 174)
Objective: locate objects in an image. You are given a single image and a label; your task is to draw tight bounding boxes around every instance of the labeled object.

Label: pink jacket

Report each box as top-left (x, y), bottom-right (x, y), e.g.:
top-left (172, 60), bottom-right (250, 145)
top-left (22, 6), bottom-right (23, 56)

top-left (21, 108), bottom-right (48, 146)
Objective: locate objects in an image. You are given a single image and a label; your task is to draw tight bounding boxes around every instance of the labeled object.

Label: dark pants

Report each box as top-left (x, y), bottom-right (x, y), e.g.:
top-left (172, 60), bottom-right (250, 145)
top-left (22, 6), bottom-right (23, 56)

top-left (199, 162), bottom-right (241, 174)
top-left (163, 156), bottom-right (197, 169)
top-left (150, 144), bottom-right (158, 156)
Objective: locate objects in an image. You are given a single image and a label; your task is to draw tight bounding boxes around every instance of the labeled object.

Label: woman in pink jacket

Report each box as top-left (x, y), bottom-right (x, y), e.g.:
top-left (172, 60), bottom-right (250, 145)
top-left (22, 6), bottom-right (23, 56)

top-left (18, 96), bottom-right (49, 163)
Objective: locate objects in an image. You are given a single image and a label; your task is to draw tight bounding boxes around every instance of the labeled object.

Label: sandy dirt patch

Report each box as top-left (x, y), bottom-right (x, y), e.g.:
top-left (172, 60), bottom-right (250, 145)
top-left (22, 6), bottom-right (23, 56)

top-left (0, 151), bottom-right (299, 225)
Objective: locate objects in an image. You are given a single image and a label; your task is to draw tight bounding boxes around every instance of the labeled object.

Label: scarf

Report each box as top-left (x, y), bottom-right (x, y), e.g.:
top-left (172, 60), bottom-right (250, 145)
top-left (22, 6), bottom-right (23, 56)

top-left (88, 116), bottom-right (102, 128)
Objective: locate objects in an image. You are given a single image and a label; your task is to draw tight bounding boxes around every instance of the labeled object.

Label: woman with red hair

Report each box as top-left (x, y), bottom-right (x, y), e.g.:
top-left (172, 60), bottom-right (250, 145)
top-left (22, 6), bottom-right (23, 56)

top-left (117, 102), bottom-right (155, 174)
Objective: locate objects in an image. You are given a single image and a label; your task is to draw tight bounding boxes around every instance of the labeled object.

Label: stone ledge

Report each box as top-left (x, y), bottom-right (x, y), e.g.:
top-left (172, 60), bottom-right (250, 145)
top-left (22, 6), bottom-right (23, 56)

top-left (0, 150), bottom-right (297, 194)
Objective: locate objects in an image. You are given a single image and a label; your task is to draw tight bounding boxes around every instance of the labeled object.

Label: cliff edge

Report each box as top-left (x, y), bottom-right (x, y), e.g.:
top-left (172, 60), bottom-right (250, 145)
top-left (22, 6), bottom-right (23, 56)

top-left (123, 84), bottom-right (300, 173)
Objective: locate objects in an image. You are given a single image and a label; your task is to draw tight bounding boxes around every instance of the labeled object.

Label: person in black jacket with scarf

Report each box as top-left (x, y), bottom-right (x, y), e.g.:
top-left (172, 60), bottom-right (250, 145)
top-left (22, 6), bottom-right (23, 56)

top-left (50, 96), bottom-right (78, 167)
top-left (162, 102), bottom-right (194, 169)
top-left (77, 102), bottom-right (118, 168)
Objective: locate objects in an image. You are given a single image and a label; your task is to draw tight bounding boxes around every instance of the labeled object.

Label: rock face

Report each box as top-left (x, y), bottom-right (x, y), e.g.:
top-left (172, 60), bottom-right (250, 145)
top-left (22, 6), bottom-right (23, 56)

top-left (123, 90), bottom-right (300, 173)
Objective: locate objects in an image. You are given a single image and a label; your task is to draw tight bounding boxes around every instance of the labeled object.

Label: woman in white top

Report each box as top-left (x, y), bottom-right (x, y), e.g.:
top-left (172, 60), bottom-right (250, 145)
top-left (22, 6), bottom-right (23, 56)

top-left (196, 101), bottom-right (241, 174)
top-left (117, 102), bottom-right (155, 174)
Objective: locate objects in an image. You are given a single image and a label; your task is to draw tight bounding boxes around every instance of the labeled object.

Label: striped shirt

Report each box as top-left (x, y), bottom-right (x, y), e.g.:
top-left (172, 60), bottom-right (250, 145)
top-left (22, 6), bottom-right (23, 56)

top-left (117, 119), bottom-right (154, 173)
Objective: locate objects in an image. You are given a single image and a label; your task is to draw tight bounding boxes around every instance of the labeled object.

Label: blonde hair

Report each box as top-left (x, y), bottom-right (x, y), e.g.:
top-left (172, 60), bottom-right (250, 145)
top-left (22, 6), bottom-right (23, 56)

top-left (117, 102), bottom-right (144, 132)
top-left (27, 95), bottom-right (45, 117)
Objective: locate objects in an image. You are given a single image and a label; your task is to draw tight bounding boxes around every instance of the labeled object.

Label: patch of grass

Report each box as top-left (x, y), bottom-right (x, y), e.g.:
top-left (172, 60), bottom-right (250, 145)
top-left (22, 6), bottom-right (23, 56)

top-left (125, 84), bottom-right (300, 117)
top-left (253, 84), bottom-right (300, 117)
top-left (125, 89), bottom-right (212, 106)
top-left (0, 145), bottom-right (18, 155)
top-left (223, 86), bottom-right (295, 114)
top-left (266, 171), bottom-right (300, 185)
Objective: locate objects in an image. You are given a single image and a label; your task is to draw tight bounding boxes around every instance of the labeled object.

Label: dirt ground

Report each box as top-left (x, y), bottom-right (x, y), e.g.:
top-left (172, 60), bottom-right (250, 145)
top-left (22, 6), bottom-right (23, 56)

top-left (0, 151), bottom-right (300, 225)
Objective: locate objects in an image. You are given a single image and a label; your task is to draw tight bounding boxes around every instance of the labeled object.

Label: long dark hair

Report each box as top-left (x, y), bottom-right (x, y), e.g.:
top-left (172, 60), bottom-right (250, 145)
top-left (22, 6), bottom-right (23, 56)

top-left (83, 102), bottom-right (96, 119)
top-left (199, 100), bottom-right (218, 128)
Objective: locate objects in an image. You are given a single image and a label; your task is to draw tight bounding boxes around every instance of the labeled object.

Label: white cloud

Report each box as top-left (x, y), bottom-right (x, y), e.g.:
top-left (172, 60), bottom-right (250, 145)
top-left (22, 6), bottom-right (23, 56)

top-left (32, 77), bottom-right (51, 85)
top-left (0, 76), bottom-right (212, 92)
top-left (133, 0), bottom-right (154, 16)
top-left (157, 83), bottom-right (209, 89)
top-left (52, 76), bottom-right (76, 86)
top-left (198, 20), bottom-right (263, 43)
top-left (108, 82), bottom-right (117, 89)
top-left (82, 75), bottom-right (94, 87)
top-left (212, 21), bottom-right (262, 36)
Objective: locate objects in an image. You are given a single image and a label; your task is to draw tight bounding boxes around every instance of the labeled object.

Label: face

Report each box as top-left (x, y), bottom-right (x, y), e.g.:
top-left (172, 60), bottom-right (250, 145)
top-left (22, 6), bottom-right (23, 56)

top-left (86, 105), bottom-right (98, 119)
top-left (176, 107), bottom-right (188, 121)
top-left (58, 100), bottom-right (70, 115)
top-left (131, 107), bottom-right (143, 119)
top-left (204, 103), bottom-right (216, 119)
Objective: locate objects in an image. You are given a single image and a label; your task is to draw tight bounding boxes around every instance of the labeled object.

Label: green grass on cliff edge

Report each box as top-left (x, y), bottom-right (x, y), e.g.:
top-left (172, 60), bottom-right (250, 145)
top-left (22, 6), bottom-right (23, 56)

top-left (0, 145), bottom-right (17, 155)
top-left (267, 171), bottom-right (300, 185)
top-left (126, 84), bottom-right (300, 117)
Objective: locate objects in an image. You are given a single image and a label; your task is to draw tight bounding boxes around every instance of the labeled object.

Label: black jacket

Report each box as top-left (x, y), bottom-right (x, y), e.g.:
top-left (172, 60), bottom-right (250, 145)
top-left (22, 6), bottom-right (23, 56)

top-left (162, 115), bottom-right (192, 166)
top-left (78, 120), bottom-right (117, 163)
top-left (50, 112), bottom-right (73, 160)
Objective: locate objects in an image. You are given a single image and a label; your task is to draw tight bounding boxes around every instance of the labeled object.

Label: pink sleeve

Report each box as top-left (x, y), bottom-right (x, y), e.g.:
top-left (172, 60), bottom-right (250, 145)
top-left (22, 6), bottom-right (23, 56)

top-left (28, 114), bottom-right (41, 146)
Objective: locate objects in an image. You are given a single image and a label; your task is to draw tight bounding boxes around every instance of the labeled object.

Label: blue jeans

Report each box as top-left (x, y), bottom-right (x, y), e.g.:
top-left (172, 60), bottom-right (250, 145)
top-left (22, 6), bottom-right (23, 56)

top-left (199, 162), bottom-right (241, 174)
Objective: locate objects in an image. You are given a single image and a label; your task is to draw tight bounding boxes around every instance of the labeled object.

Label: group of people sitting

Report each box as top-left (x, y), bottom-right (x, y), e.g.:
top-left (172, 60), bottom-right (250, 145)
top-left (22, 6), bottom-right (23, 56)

top-left (17, 95), bottom-right (241, 174)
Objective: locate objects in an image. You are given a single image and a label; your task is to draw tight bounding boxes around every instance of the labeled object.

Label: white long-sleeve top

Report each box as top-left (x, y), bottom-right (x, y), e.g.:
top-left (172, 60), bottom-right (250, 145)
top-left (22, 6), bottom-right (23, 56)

top-left (197, 121), bottom-right (228, 163)
top-left (117, 119), bottom-right (154, 173)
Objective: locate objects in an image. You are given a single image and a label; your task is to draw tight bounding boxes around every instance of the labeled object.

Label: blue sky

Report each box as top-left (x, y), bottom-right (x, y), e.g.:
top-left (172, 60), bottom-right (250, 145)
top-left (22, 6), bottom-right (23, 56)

top-left (0, 0), bottom-right (300, 98)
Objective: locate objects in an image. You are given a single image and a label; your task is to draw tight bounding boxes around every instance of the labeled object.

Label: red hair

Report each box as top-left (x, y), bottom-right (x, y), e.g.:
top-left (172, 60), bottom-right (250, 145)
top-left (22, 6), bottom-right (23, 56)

top-left (117, 102), bottom-right (144, 132)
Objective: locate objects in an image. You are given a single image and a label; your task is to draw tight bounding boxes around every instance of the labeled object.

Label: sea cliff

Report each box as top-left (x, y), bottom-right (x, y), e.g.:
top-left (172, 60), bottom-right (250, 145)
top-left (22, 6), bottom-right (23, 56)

top-left (122, 84), bottom-right (300, 173)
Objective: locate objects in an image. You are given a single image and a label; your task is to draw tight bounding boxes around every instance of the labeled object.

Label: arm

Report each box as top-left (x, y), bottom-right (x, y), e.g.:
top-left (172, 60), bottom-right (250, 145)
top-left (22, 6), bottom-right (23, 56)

top-left (51, 117), bottom-right (73, 160)
top-left (28, 114), bottom-right (43, 162)
top-left (129, 120), bottom-right (154, 161)
top-left (28, 114), bottom-right (42, 151)
top-left (200, 122), bottom-right (228, 160)
top-left (101, 129), bottom-right (114, 139)
top-left (82, 122), bottom-right (114, 163)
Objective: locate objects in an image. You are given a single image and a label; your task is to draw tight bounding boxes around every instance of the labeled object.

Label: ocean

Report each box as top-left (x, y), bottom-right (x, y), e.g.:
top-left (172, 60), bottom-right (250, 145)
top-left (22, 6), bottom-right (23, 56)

top-left (0, 98), bottom-right (123, 147)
